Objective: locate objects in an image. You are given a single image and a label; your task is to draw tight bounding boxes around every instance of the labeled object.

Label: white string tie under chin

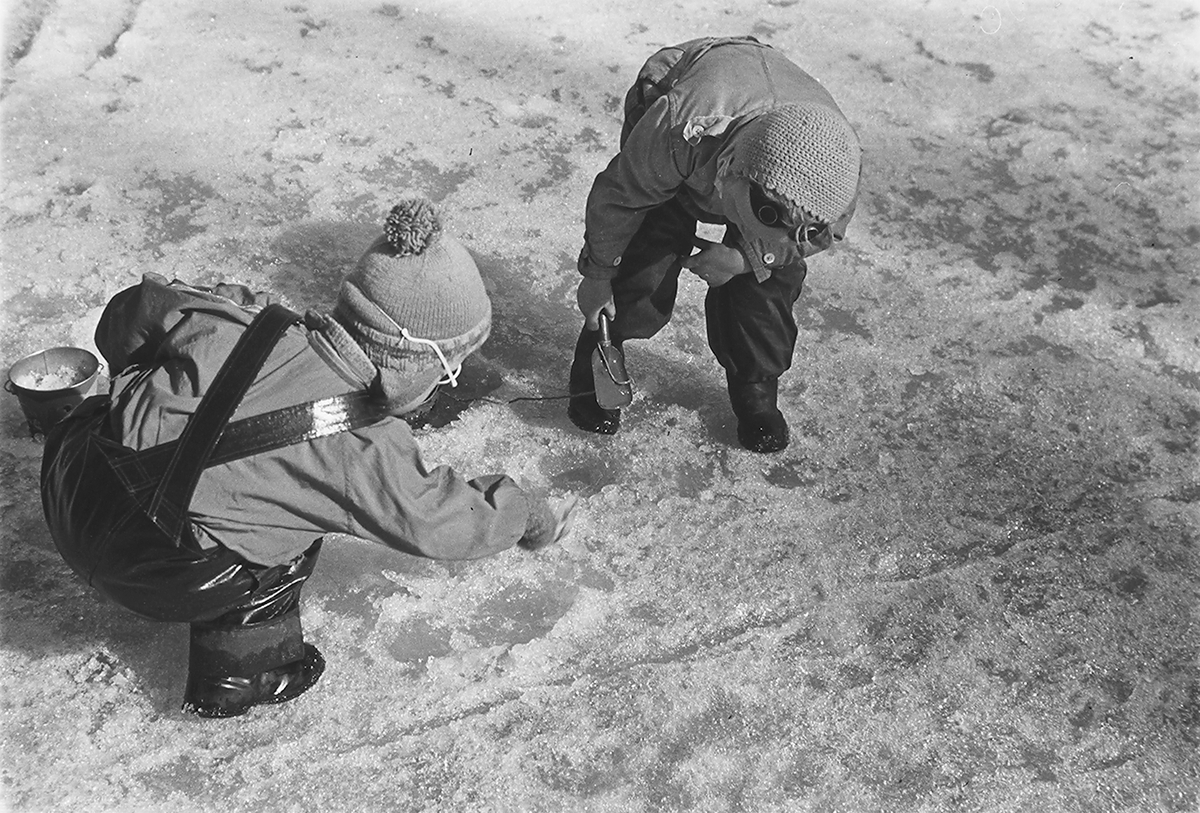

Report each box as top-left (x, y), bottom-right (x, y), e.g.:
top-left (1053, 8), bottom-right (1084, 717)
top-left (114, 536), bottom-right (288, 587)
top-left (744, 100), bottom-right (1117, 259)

top-left (400, 327), bottom-right (460, 387)
top-left (370, 304), bottom-right (462, 388)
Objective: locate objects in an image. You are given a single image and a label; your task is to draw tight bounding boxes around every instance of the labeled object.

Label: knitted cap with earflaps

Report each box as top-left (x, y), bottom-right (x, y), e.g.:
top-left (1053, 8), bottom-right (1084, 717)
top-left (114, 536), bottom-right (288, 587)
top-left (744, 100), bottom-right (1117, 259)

top-left (728, 102), bottom-right (861, 224)
top-left (331, 198), bottom-right (492, 386)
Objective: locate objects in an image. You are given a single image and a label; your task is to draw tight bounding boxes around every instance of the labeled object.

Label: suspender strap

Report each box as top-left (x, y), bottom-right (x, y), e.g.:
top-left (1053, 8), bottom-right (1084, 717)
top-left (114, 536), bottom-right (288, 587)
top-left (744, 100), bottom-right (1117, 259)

top-left (146, 303), bottom-right (301, 541)
top-left (207, 390), bottom-right (390, 467)
top-left (119, 390), bottom-right (393, 482)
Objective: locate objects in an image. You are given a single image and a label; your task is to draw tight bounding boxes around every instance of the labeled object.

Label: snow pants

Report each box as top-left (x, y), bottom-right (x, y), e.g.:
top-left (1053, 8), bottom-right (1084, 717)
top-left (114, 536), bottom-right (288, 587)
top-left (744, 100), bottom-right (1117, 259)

top-left (605, 197), bottom-right (809, 383)
top-left (187, 540), bottom-right (321, 679)
top-left (41, 393), bottom-right (320, 628)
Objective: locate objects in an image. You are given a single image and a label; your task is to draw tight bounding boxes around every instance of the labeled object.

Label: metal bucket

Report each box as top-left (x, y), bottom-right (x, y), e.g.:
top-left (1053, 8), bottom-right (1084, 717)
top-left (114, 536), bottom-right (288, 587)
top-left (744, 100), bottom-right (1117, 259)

top-left (5, 346), bottom-right (102, 437)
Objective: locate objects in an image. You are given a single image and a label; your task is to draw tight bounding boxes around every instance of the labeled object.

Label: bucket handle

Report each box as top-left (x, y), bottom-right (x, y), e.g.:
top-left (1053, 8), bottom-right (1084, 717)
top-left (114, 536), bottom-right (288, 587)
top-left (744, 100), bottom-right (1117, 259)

top-left (3, 380), bottom-right (13, 394)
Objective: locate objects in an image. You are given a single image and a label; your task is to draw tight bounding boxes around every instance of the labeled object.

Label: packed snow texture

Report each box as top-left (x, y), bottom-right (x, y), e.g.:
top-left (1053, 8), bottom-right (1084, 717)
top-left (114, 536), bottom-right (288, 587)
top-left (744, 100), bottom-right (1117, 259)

top-left (2, 1), bottom-right (1199, 811)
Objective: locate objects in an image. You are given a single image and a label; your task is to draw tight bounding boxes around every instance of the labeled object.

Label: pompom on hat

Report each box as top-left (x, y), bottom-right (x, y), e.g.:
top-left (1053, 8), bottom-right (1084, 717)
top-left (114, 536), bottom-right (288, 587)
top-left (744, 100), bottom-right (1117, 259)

top-left (328, 198), bottom-right (492, 404)
top-left (727, 102), bottom-right (862, 224)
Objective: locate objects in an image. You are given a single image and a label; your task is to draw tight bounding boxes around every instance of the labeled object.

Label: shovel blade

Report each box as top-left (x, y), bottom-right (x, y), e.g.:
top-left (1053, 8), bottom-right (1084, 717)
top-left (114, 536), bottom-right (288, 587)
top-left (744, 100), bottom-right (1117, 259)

top-left (592, 346), bottom-right (633, 409)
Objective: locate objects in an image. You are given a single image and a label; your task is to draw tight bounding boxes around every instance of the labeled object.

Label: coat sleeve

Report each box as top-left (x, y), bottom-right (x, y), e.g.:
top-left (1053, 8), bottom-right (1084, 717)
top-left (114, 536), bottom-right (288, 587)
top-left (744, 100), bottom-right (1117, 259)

top-left (580, 97), bottom-right (689, 278)
top-left (338, 427), bottom-right (534, 560)
top-left (198, 420), bottom-right (537, 563)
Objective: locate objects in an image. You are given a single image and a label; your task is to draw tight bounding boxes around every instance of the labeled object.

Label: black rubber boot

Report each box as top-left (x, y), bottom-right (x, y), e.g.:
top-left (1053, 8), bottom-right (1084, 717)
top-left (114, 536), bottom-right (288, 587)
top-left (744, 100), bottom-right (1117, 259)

top-left (567, 326), bottom-right (620, 435)
top-left (182, 612), bottom-right (325, 719)
top-left (182, 541), bottom-right (325, 718)
top-left (727, 374), bottom-right (789, 453)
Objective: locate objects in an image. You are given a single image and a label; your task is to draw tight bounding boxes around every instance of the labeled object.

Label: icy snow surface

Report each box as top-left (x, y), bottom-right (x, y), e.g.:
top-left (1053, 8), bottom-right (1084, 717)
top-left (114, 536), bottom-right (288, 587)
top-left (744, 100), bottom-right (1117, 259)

top-left (2, 0), bottom-right (1199, 811)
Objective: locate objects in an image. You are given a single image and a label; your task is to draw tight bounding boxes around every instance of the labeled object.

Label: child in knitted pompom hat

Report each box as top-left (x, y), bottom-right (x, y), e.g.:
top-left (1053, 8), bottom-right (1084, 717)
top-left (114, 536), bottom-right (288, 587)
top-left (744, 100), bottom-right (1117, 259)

top-left (312, 197), bottom-right (494, 417)
top-left (44, 196), bottom-right (575, 719)
top-left (570, 36), bottom-right (862, 454)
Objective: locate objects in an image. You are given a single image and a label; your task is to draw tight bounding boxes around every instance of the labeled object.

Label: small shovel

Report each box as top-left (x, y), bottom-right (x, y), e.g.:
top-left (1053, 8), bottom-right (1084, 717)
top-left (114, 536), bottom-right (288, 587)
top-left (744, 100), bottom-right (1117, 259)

top-left (592, 313), bottom-right (633, 409)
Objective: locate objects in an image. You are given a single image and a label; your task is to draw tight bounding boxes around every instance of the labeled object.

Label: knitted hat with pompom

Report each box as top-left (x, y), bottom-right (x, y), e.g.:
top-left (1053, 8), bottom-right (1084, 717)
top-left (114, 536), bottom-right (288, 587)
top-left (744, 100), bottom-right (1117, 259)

top-left (332, 198), bottom-right (492, 384)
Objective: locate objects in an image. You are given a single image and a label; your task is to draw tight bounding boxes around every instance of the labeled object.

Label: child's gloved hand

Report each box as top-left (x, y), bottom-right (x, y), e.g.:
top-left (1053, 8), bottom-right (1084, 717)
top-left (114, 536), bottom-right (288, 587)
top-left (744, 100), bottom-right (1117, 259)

top-left (577, 277), bottom-right (616, 331)
top-left (682, 239), bottom-right (749, 287)
top-left (518, 492), bottom-right (579, 550)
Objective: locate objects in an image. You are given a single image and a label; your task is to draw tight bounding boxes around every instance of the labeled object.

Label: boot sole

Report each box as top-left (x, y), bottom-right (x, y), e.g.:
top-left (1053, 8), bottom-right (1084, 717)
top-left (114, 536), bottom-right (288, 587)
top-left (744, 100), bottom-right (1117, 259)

top-left (567, 401), bottom-right (620, 435)
top-left (183, 644), bottom-right (325, 718)
top-left (263, 644), bottom-right (325, 706)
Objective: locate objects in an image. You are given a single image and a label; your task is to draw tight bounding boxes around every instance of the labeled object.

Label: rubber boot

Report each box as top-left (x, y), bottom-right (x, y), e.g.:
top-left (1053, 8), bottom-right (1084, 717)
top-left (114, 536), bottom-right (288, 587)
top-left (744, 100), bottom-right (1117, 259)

top-left (567, 327), bottom-right (620, 435)
top-left (727, 374), bottom-right (789, 453)
top-left (182, 541), bottom-right (325, 718)
top-left (182, 609), bottom-right (325, 718)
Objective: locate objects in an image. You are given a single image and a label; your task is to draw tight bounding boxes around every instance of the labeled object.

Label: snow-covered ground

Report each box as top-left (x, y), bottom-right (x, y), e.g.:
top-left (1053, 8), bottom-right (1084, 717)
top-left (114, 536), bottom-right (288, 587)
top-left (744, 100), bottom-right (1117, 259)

top-left (2, 1), bottom-right (1198, 811)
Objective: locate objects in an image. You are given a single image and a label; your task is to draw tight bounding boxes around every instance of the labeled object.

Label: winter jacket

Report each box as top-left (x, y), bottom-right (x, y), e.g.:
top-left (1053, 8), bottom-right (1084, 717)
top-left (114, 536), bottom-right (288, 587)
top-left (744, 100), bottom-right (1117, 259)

top-left (580, 36), bottom-right (858, 283)
top-left (93, 273), bottom-right (538, 567)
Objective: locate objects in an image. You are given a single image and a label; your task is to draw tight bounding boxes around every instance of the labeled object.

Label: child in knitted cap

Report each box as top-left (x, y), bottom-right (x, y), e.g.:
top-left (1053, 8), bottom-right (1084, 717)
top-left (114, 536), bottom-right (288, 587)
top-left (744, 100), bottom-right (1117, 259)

top-left (570, 36), bottom-right (862, 453)
top-left (42, 198), bottom-right (576, 719)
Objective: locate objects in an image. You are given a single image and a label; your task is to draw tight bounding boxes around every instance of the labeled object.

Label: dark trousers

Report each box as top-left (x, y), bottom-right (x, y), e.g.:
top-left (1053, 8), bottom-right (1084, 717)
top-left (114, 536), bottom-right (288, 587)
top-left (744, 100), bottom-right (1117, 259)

top-left (607, 198), bottom-right (808, 383)
top-left (188, 539), bottom-right (322, 678)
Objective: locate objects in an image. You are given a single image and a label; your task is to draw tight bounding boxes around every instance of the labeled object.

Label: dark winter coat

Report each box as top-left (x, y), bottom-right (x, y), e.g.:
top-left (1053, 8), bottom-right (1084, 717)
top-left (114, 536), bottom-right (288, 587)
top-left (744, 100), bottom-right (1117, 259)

top-left (579, 36), bottom-right (857, 283)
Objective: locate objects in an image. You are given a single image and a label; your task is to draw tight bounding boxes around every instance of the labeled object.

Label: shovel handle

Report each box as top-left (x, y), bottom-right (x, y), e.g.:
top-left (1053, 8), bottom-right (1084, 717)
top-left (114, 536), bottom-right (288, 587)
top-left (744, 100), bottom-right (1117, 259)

top-left (597, 312), bottom-right (612, 345)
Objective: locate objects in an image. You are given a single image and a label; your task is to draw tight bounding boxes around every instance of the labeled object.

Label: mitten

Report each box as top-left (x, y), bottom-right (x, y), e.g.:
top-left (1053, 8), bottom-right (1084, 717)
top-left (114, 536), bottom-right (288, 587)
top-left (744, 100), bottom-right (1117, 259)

top-left (517, 491), bottom-right (559, 551)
